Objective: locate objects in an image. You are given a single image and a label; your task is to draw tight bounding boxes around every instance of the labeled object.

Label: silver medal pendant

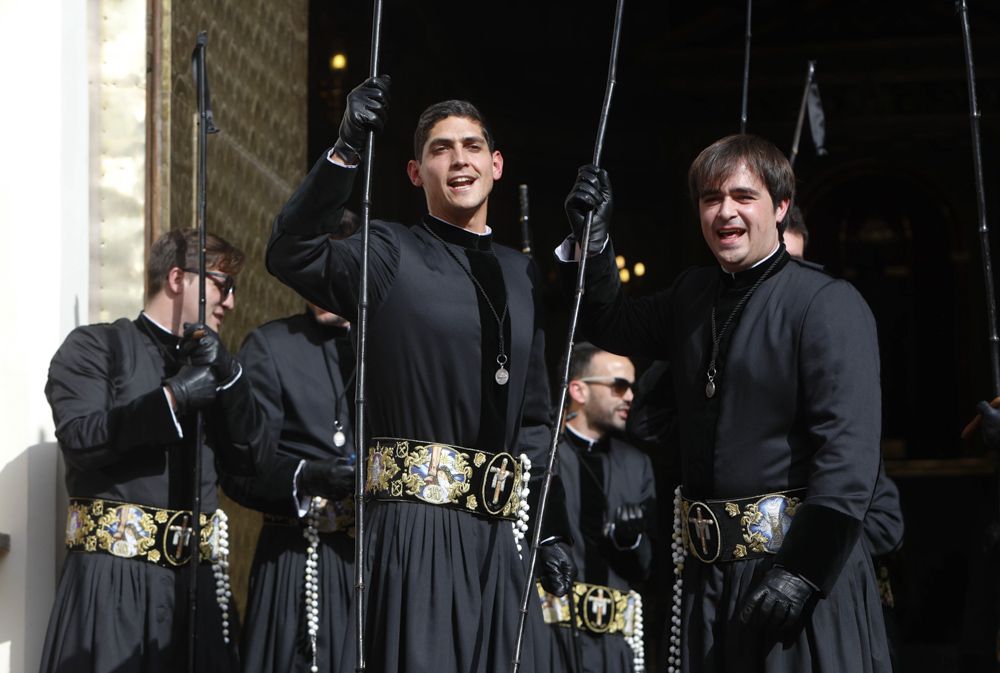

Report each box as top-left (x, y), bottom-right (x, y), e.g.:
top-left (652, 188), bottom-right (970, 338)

top-left (495, 354), bottom-right (509, 386)
top-left (705, 365), bottom-right (717, 399)
top-left (333, 420), bottom-right (346, 447)
top-left (705, 380), bottom-right (716, 398)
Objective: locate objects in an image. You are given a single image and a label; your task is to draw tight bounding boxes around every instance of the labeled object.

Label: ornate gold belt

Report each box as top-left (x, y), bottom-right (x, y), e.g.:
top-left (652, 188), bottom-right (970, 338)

top-left (365, 437), bottom-right (524, 521)
top-left (66, 497), bottom-right (225, 568)
top-left (680, 488), bottom-right (806, 563)
top-left (263, 496), bottom-right (354, 535)
top-left (535, 580), bottom-right (641, 636)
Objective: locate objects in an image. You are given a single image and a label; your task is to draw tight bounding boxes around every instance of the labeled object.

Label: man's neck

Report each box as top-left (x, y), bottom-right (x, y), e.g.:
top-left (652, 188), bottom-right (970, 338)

top-left (428, 207), bottom-right (490, 235)
top-left (566, 418), bottom-right (605, 444)
top-left (142, 296), bottom-right (183, 336)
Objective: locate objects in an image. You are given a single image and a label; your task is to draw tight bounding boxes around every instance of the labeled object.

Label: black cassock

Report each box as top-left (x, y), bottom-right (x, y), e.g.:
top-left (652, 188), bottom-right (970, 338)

top-left (535, 429), bottom-right (656, 673)
top-left (562, 244), bottom-right (891, 673)
top-left (40, 314), bottom-right (265, 673)
top-left (266, 157), bottom-right (553, 673)
top-left (220, 311), bottom-right (356, 673)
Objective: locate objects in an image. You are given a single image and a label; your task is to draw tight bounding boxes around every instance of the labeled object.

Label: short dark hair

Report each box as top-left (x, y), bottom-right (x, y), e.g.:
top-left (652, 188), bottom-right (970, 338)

top-left (146, 229), bottom-right (245, 298)
top-left (688, 134), bottom-right (795, 209)
top-left (780, 205), bottom-right (809, 247)
top-left (568, 342), bottom-right (601, 382)
top-left (413, 100), bottom-right (495, 159)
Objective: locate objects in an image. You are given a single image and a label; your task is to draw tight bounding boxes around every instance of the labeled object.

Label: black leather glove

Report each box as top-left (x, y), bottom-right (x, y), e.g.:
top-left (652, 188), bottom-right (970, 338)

top-left (333, 75), bottom-right (392, 164)
top-left (564, 164), bottom-right (613, 255)
top-left (538, 540), bottom-right (577, 597)
top-left (299, 457), bottom-right (355, 501)
top-left (610, 503), bottom-right (646, 548)
top-left (739, 566), bottom-right (815, 641)
top-left (181, 323), bottom-right (240, 384)
top-left (978, 401), bottom-right (1000, 451)
top-left (165, 365), bottom-right (218, 415)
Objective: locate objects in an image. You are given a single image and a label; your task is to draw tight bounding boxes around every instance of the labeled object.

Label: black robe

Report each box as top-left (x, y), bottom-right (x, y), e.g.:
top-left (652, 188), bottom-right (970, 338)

top-left (266, 157), bottom-right (553, 673)
top-left (537, 429), bottom-right (656, 673)
top-left (561, 244), bottom-right (891, 673)
top-left (220, 311), bottom-right (356, 673)
top-left (39, 314), bottom-right (266, 673)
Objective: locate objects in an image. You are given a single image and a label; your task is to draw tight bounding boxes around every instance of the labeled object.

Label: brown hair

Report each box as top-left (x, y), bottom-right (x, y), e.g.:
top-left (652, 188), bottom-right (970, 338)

top-left (688, 134), bottom-right (794, 209)
top-left (146, 229), bottom-right (245, 298)
top-left (413, 100), bottom-right (495, 159)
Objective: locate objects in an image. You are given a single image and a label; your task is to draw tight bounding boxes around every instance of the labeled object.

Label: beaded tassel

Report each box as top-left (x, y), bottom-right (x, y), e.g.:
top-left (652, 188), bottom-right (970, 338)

top-left (625, 591), bottom-right (646, 672)
top-left (211, 510), bottom-right (233, 645)
top-left (668, 486), bottom-right (685, 673)
top-left (303, 497), bottom-right (322, 673)
top-left (512, 454), bottom-right (532, 557)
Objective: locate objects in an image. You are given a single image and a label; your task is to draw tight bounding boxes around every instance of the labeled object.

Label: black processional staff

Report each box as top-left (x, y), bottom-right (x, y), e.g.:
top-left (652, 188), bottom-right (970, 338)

top-left (788, 61), bottom-right (816, 170)
top-left (354, 1), bottom-right (385, 672)
top-left (957, 0), bottom-right (1000, 399)
top-left (189, 30), bottom-right (220, 673)
top-left (519, 184), bottom-right (533, 257)
top-left (739, 0), bottom-right (752, 133)
top-left (510, 1), bottom-right (626, 671)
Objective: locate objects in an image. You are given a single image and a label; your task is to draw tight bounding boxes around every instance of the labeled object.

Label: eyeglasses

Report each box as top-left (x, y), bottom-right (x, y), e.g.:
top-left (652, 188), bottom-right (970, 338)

top-left (577, 376), bottom-right (633, 396)
top-left (184, 268), bottom-right (236, 298)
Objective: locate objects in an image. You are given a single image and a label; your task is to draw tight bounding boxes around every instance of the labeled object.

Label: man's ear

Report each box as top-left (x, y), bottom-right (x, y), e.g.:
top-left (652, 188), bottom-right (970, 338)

top-left (774, 198), bottom-right (790, 225)
top-left (406, 159), bottom-right (422, 187)
top-left (491, 150), bottom-right (504, 181)
top-left (568, 380), bottom-right (588, 406)
top-left (166, 267), bottom-right (186, 295)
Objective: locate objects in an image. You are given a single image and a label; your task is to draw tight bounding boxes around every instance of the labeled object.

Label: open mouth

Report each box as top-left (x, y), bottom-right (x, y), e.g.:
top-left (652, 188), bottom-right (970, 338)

top-left (716, 227), bottom-right (746, 243)
top-left (448, 176), bottom-right (476, 190)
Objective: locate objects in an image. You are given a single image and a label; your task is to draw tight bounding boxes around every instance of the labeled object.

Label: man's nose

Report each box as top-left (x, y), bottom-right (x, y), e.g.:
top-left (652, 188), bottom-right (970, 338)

top-left (718, 196), bottom-right (738, 220)
top-left (222, 291), bottom-right (235, 310)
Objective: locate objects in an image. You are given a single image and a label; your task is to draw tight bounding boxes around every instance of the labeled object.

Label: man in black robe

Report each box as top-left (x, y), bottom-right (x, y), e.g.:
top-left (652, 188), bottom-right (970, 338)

top-left (40, 229), bottom-right (268, 673)
top-left (536, 343), bottom-right (654, 673)
top-left (265, 78), bottom-right (573, 673)
top-left (220, 303), bottom-right (357, 673)
top-left (558, 134), bottom-right (891, 672)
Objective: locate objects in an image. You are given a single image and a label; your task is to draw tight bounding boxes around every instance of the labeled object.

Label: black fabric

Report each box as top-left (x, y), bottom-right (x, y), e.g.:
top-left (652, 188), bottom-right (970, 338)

top-left (267, 157), bottom-right (554, 673)
top-left (776, 503), bottom-right (863, 596)
top-left (220, 311), bottom-right (356, 673)
top-left (40, 315), bottom-right (261, 673)
top-left (559, 241), bottom-right (890, 673)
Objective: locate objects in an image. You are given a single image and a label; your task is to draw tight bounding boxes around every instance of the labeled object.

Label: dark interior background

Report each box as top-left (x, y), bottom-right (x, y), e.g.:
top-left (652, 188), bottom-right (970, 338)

top-left (308, 1), bottom-right (1000, 670)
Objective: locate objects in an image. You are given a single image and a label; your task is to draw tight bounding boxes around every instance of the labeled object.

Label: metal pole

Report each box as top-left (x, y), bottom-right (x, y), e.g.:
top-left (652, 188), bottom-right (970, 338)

top-left (510, 1), bottom-right (626, 671)
top-left (354, 2), bottom-right (384, 671)
top-left (789, 61), bottom-right (816, 170)
top-left (189, 30), bottom-right (210, 673)
top-left (519, 184), bottom-right (533, 257)
top-left (957, 0), bottom-right (1000, 397)
top-left (739, 0), bottom-right (752, 133)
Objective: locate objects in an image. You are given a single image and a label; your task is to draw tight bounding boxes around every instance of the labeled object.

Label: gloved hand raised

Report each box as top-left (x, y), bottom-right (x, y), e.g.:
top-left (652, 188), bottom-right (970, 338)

top-left (299, 457), bottom-right (355, 501)
top-left (181, 323), bottom-right (240, 385)
top-left (165, 365), bottom-right (218, 415)
top-left (739, 566), bottom-right (816, 642)
top-left (538, 540), bottom-right (577, 597)
top-left (564, 164), bottom-right (613, 255)
top-left (333, 75), bottom-right (392, 164)
top-left (609, 503), bottom-right (646, 548)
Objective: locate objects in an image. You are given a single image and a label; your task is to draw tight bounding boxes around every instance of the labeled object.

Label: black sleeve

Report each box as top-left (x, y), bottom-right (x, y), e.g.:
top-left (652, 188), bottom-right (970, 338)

top-left (861, 465), bottom-right (904, 557)
top-left (775, 280), bottom-right (882, 595)
top-left (266, 155), bottom-right (401, 317)
top-left (45, 325), bottom-right (180, 471)
top-left (605, 452), bottom-right (657, 583)
top-left (556, 241), bottom-right (674, 359)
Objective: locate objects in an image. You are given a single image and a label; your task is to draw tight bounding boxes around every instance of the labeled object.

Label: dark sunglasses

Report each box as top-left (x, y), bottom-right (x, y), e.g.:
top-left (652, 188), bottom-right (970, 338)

top-left (184, 268), bottom-right (236, 298)
top-left (578, 376), bottom-right (633, 395)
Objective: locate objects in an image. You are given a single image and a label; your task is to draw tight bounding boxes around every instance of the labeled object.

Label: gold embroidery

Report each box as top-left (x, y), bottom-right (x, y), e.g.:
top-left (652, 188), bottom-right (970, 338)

top-left (474, 452), bottom-right (486, 467)
top-left (154, 510), bottom-right (169, 524)
top-left (725, 502), bottom-right (740, 518)
top-left (466, 495), bottom-right (478, 510)
top-left (733, 544), bottom-right (747, 559)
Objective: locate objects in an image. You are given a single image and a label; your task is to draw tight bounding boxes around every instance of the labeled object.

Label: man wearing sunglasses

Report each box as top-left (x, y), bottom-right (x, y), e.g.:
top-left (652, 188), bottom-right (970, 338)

top-left (559, 134), bottom-right (889, 673)
top-left (40, 229), bottom-right (268, 673)
top-left (534, 343), bottom-right (654, 673)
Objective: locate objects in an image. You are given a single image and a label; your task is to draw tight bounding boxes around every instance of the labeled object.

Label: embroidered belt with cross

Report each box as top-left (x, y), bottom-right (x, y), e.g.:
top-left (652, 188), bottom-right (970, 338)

top-left (679, 488), bottom-right (806, 563)
top-left (65, 497), bottom-right (225, 568)
top-left (364, 438), bottom-right (523, 522)
top-left (535, 580), bottom-right (641, 636)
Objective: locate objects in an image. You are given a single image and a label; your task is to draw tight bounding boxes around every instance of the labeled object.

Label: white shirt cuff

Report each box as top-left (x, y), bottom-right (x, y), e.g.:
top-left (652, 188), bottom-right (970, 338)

top-left (218, 362), bottom-right (243, 391)
top-left (162, 388), bottom-right (184, 438)
top-left (326, 148), bottom-right (359, 168)
top-left (292, 459), bottom-right (311, 517)
top-left (554, 235), bottom-right (609, 262)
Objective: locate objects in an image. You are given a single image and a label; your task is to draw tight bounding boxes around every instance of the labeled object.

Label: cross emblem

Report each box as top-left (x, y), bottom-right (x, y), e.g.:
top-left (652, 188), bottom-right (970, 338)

top-left (112, 507), bottom-right (132, 541)
top-left (489, 458), bottom-right (512, 505)
top-left (588, 588), bottom-right (612, 626)
top-left (169, 514), bottom-right (193, 558)
top-left (425, 445), bottom-right (443, 484)
top-left (689, 506), bottom-right (713, 556)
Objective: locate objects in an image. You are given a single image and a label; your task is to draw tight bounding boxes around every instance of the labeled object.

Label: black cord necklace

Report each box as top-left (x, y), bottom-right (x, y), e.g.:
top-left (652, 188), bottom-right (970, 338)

top-left (422, 222), bottom-right (511, 386)
top-left (319, 337), bottom-right (355, 448)
top-left (705, 251), bottom-right (784, 398)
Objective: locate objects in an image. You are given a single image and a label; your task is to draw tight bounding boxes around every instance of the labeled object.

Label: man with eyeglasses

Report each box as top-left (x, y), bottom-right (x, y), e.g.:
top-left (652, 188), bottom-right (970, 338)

top-left (40, 229), bottom-right (268, 673)
top-left (534, 342), bottom-right (655, 673)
